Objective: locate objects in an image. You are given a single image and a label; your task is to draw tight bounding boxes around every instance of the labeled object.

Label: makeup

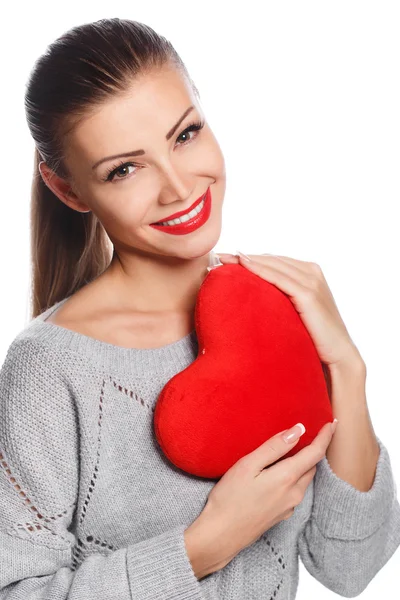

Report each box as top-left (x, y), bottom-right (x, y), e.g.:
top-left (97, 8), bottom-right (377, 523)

top-left (149, 187), bottom-right (212, 235)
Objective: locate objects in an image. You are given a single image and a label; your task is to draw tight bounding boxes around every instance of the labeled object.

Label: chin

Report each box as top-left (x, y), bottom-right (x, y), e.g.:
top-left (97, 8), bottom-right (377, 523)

top-left (171, 223), bottom-right (222, 261)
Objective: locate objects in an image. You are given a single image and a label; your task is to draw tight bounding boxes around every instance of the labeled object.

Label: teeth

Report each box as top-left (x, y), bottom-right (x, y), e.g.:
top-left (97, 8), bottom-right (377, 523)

top-left (159, 197), bottom-right (205, 226)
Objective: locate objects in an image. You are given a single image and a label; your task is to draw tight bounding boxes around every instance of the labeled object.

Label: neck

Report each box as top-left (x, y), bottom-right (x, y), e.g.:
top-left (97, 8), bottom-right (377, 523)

top-left (100, 250), bottom-right (216, 315)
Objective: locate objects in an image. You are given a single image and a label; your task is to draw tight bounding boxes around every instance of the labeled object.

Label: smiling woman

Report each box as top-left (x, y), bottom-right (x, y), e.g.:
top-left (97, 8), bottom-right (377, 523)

top-left (1, 15), bottom-right (399, 600)
top-left (30, 18), bottom-right (227, 321)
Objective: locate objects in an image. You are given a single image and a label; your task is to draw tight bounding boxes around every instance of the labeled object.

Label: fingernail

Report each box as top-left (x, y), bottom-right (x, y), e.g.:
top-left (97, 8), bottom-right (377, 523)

top-left (206, 252), bottom-right (224, 272)
top-left (283, 423), bottom-right (306, 443)
top-left (236, 250), bottom-right (251, 262)
top-left (331, 418), bottom-right (338, 433)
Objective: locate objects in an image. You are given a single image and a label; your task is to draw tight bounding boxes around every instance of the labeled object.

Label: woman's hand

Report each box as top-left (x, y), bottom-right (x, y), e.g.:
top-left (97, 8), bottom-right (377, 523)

top-left (186, 420), bottom-right (336, 575)
top-left (216, 252), bottom-right (362, 370)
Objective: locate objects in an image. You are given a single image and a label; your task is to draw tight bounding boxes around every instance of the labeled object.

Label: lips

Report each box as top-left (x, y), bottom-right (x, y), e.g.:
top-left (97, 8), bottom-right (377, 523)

top-left (149, 188), bottom-right (212, 235)
top-left (151, 190), bottom-right (207, 225)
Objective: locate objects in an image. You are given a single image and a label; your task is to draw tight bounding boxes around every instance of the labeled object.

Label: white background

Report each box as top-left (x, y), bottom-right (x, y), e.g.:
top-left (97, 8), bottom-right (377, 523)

top-left (1, 1), bottom-right (399, 597)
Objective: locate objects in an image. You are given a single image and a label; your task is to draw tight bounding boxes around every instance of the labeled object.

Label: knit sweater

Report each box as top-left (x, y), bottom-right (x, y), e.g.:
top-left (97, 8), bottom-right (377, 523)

top-left (0, 297), bottom-right (399, 600)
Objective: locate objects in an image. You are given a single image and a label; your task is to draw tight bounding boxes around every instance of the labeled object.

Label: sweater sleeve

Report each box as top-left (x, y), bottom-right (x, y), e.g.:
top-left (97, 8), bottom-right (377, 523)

top-left (0, 339), bottom-right (205, 600)
top-left (297, 436), bottom-right (400, 597)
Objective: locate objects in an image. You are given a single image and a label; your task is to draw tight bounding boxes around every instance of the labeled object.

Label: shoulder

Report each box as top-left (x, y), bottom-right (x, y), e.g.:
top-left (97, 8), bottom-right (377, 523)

top-left (0, 337), bottom-right (79, 474)
top-left (0, 337), bottom-right (77, 435)
top-left (1, 336), bottom-right (65, 381)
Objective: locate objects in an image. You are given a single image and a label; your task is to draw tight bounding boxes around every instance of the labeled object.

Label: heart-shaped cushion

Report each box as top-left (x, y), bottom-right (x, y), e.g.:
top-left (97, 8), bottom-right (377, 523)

top-left (153, 263), bottom-right (333, 479)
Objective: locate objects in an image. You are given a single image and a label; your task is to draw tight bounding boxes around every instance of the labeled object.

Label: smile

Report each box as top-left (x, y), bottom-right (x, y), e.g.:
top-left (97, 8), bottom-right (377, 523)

top-left (149, 187), bottom-right (212, 236)
top-left (151, 190), bottom-right (207, 226)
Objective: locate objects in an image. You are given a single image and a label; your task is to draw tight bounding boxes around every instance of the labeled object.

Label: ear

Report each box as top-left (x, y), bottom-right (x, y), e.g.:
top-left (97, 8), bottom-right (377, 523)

top-left (38, 161), bottom-right (91, 214)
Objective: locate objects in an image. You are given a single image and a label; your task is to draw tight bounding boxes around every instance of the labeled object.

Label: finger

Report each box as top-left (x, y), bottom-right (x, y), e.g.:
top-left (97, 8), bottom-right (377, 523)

top-left (263, 254), bottom-right (316, 275)
top-left (283, 422), bottom-right (334, 480)
top-left (216, 254), bottom-right (239, 262)
top-left (218, 253), bottom-right (311, 278)
top-left (243, 423), bottom-right (306, 474)
top-left (234, 253), bottom-right (310, 298)
top-left (282, 507), bottom-right (296, 521)
top-left (236, 252), bottom-right (308, 280)
top-left (295, 465), bottom-right (317, 491)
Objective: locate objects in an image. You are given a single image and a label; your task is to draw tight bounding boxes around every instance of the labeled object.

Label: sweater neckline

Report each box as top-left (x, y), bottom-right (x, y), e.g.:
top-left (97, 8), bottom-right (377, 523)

top-left (26, 296), bottom-right (199, 373)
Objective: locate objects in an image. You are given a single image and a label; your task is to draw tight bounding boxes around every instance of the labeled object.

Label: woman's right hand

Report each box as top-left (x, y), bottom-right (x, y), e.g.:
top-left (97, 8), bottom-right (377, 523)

top-left (191, 420), bottom-right (336, 572)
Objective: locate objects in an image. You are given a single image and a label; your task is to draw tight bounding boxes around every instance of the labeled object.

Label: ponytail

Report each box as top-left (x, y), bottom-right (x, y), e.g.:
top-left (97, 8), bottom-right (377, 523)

top-left (25, 18), bottom-right (194, 318)
top-left (30, 147), bottom-right (112, 318)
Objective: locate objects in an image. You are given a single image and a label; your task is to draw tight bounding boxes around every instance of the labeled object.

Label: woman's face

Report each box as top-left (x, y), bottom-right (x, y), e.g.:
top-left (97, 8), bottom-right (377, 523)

top-left (41, 64), bottom-right (226, 262)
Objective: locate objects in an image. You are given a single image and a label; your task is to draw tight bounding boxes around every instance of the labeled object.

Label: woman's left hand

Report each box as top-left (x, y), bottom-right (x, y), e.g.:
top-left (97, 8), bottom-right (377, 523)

top-left (217, 252), bottom-right (363, 370)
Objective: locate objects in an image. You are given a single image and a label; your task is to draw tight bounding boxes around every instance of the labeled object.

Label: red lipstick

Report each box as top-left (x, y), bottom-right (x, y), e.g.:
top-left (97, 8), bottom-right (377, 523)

top-left (149, 187), bottom-right (212, 236)
top-left (151, 189), bottom-right (207, 223)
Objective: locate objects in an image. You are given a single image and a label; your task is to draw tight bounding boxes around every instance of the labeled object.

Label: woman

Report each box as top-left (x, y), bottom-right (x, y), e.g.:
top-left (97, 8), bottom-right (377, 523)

top-left (0, 17), bottom-right (399, 599)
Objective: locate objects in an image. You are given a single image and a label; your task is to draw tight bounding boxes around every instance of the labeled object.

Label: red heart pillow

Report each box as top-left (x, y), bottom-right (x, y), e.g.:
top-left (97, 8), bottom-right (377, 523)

top-left (154, 263), bottom-right (333, 479)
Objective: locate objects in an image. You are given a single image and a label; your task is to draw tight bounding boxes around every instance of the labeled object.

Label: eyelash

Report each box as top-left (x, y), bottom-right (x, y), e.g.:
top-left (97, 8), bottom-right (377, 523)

top-left (102, 119), bottom-right (205, 183)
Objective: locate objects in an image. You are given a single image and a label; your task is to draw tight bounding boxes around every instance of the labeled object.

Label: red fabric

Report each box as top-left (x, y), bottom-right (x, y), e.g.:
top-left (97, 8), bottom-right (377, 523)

top-left (154, 263), bottom-right (333, 479)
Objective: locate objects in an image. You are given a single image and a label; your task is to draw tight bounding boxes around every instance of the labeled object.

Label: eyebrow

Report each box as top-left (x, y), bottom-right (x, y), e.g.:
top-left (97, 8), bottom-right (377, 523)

top-left (92, 105), bottom-right (195, 171)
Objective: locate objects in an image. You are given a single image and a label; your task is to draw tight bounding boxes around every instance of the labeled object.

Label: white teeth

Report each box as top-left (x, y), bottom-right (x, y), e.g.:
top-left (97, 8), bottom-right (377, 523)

top-left (160, 197), bottom-right (205, 226)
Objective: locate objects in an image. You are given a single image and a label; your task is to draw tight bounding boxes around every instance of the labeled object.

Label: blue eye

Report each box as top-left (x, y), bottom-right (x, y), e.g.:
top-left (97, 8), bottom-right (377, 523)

top-left (103, 120), bottom-right (205, 183)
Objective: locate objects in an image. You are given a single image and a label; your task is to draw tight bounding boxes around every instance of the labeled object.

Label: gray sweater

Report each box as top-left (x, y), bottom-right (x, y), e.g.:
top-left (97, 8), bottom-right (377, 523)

top-left (0, 296), bottom-right (399, 599)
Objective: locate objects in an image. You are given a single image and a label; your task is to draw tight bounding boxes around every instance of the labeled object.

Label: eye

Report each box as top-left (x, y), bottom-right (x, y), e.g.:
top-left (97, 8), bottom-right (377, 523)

top-left (103, 162), bottom-right (137, 183)
top-left (103, 119), bottom-right (205, 183)
top-left (175, 120), bottom-right (204, 146)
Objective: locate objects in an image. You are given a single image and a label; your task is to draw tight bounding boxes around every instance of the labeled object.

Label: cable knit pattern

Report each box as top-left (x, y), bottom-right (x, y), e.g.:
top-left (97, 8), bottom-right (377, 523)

top-left (0, 297), bottom-right (399, 599)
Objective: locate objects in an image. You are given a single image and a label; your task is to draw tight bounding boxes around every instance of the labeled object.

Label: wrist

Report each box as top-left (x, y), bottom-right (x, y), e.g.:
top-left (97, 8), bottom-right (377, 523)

top-left (329, 347), bottom-right (366, 379)
top-left (184, 508), bottom-right (235, 579)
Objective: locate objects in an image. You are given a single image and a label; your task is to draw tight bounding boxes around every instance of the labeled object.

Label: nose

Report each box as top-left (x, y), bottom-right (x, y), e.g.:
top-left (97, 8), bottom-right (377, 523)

top-left (157, 162), bottom-right (194, 206)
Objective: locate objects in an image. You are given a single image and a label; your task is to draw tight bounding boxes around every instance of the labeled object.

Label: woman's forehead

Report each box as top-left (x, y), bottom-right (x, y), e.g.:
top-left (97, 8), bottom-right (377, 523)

top-left (65, 71), bottom-right (201, 169)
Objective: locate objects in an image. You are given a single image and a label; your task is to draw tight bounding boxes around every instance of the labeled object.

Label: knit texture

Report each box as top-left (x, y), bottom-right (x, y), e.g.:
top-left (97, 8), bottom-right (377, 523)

top-left (0, 296), bottom-right (399, 599)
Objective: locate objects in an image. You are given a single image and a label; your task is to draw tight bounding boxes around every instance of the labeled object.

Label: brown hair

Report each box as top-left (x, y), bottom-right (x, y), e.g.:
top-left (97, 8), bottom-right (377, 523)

top-left (25, 18), bottom-right (199, 318)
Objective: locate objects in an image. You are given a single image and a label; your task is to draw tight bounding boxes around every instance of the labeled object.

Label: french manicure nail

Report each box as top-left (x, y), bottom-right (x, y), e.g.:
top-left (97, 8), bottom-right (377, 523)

top-left (283, 423), bottom-right (306, 443)
top-left (236, 250), bottom-right (251, 262)
top-left (206, 252), bottom-right (224, 272)
top-left (331, 418), bottom-right (338, 433)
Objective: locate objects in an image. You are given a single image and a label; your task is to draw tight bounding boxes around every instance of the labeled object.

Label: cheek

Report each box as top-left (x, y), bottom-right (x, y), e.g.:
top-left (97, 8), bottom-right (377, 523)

top-left (112, 203), bottom-right (147, 227)
top-left (92, 193), bottom-right (148, 235)
top-left (199, 140), bottom-right (226, 180)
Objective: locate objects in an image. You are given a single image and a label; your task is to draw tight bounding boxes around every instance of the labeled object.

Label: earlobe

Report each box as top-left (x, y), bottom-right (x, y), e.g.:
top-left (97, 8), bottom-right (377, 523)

top-left (65, 191), bottom-right (91, 214)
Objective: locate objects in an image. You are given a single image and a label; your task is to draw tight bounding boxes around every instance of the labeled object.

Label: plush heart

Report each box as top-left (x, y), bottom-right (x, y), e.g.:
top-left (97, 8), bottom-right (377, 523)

top-left (153, 263), bottom-right (333, 479)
